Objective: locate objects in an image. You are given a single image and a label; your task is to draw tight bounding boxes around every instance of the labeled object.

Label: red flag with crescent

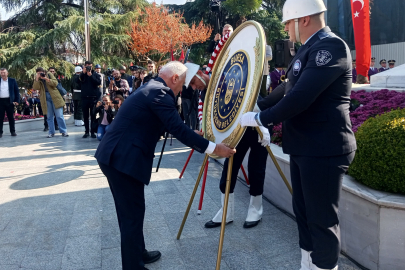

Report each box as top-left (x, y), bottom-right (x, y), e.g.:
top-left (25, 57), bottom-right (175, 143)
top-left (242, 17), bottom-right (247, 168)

top-left (351, 0), bottom-right (371, 79)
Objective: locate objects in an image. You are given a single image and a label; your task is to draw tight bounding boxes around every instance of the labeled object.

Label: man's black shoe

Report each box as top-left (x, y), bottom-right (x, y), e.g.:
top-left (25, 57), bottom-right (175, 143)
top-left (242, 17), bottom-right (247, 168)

top-left (204, 220), bottom-right (233, 228)
top-left (11, 132), bottom-right (17, 136)
top-left (44, 127), bottom-right (49, 132)
top-left (83, 133), bottom-right (89, 138)
top-left (143, 250), bottom-right (161, 264)
top-left (243, 219), bottom-right (261, 229)
top-left (55, 126), bottom-right (59, 131)
top-left (0, 134), bottom-right (2, 138)
top-left (91, 133), bottom-right (96, 138)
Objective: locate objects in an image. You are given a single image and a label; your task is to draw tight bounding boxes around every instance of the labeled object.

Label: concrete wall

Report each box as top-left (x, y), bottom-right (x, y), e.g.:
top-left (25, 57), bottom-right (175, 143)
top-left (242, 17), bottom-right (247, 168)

top-left (2, 115), bottom-right (73, 134)
top-left (236, 144), bottom-right (405, 270)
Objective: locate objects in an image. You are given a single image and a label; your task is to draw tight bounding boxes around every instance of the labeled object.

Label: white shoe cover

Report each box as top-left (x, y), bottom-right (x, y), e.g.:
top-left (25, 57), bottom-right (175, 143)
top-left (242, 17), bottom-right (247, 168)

top-left (300, 249), bottom-right (312, 270)
top-left (212, 193), bottom-right (234, 223)
top-left (245, 195), bottom-right (263, 222)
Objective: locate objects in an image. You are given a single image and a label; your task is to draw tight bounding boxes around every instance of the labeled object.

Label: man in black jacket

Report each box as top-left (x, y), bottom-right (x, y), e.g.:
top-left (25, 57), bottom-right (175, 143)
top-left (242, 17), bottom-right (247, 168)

top-left (240, 2), bottom-right (356, 269)
top-left (80, 61), bottom-right (102, 138)
top-left (95, 61), bottom-right (235, 270)
top-left (207, 24), bottom-right (233, 54)
top-left (143, 60), bottom-right (158, 84)
top-left (72, 66), bottom-right (83, 126)
top-left (0, 68), bottom-right (19, 137)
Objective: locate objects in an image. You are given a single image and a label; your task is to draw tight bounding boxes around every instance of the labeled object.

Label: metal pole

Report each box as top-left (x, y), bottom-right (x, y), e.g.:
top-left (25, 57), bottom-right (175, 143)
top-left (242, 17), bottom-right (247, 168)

top-left (84, 0), bottom-right (91, 61)
top-left (156, 132), bottom-right (169, 172)
top-left (215, 155), bottom-right (233, 270)
top-left (177, 154), bottom-right (209, 240)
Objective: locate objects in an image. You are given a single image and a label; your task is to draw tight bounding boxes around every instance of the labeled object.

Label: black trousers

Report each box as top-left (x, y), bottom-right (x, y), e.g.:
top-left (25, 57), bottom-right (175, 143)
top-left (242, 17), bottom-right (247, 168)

top-left (0, 98), bottom-right (15, 134)
top-left (290, 152), bottom-right (355, 269)
top-left (220, 127), bottom-right (268, 196)
top-left (81, 97), bottom-right (97, 134)
top-left (98, 162), bottom-right (146, 270)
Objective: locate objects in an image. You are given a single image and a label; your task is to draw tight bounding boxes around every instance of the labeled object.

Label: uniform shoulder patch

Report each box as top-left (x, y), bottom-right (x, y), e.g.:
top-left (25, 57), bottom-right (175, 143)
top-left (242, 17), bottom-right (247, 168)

top-left (315, 50), bottom-right (333, 66)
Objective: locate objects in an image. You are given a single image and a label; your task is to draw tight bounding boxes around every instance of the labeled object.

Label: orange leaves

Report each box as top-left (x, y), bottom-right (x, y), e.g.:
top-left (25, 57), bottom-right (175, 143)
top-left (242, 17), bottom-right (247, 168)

top-left (128, 3), bottom-right (212, 59)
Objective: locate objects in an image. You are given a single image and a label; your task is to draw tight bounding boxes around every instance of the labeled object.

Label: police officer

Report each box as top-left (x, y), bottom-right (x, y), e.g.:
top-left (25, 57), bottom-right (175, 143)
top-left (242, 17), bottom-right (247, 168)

top-left (241, 0), bottom-right (357, 269)
top-left (388, 59), bottom-right (396, 69)
top-left (368, 57), bottom-right (378, 81)
top-left (379, 59), bottom-right (388, 72)
top-left (351, 60), bottom-right (357, 83)
top-left (71, 66), bottom-right (83, 126)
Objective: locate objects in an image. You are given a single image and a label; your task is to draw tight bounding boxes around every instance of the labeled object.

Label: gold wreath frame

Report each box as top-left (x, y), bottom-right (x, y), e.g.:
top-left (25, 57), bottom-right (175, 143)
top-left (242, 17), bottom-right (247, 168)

top-left (202, 21), bottom-right (266, 157)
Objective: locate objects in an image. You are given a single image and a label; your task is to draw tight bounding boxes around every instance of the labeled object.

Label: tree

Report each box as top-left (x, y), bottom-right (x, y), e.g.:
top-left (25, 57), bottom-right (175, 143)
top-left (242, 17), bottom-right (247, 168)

top-left (222, 0), bottom-right (262, 23)
top-left (127, 2), bottom-right (212, 64)
top-left (0, 0), bottom-right (148, 86)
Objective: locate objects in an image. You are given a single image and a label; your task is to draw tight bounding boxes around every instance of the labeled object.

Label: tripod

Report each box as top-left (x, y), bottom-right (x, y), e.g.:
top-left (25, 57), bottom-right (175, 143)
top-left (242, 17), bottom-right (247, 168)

top-left (177, 127), bottom-right (293, 269)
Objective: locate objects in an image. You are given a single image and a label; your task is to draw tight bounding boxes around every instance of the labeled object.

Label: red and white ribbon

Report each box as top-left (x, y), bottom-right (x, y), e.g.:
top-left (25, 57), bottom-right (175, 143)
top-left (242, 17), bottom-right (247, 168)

top-left (205, 33), bottom-right (231, 75)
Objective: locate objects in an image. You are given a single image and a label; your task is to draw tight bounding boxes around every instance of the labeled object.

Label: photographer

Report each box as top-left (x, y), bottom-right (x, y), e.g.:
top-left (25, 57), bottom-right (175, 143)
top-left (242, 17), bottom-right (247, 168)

top-left (94, 96), bottom-right (114, 141)
top-left (207, 24), bottom-right (233, 54)
top-left (80, 61), bottom-right (102, 138)
top-left (113, 94), bottom-right (124, 113)
top-left (33, 67), bottom-right (68, 138)
top-left (108, 70), bottom-right (129, 99)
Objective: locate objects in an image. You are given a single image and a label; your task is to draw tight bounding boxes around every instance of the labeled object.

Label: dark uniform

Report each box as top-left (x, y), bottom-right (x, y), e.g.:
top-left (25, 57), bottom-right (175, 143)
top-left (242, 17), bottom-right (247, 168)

top-left (378, 59), bottom-right (388, 72)
top-left (352, 60), bottom-right (357, 83)
top-left (95, 78), bottom-right (211, 270)
top-left (368, 57), bottom-right (379, 80)
top-left (219, 127), bottom-right (268, 196)
top-left (80, 70), bottom-right (102, 136)
top-left (269, 68), bottom-right (286, 91)
top-left (257, 27), bottom-right (357, 269)
top-left (71, 73), bottom-right (83, 123)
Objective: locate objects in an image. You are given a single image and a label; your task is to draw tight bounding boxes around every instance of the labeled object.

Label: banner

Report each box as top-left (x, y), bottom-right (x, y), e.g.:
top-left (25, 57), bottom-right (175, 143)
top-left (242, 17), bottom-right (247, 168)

top-left (351, 0), bottom-right (371, 78)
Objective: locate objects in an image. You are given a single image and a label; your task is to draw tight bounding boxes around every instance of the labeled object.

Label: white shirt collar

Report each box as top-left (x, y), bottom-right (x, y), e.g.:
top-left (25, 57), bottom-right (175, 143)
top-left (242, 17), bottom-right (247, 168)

top-left (303, 32), bottom-right (318, 45)
top-left (1, 77), bottom-right (8, 82)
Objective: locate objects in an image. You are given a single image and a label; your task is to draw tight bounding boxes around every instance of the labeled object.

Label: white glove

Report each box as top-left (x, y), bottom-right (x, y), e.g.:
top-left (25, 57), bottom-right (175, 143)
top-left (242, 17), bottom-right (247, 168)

top-left (258, 126), bottom-right (270, 147)
top-left (240, 112), bottom-right (259, 127)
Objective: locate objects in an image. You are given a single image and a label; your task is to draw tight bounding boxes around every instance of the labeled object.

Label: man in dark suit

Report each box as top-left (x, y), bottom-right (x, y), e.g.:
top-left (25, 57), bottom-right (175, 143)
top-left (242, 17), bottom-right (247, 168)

top-left (368, 57), bottom-right (379, 81)
top-left (241, 2), bottom-right (356, 269)
top-left (269, 67), bottom-right (286, 92)
top-left (0, 68), bottom-right (19, 138)
top-left (95, 61), bottom-right (235, 270)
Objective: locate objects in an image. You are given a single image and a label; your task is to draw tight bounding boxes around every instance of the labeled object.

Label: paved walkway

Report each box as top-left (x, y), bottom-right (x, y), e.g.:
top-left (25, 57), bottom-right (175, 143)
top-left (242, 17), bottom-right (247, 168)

top-left (0, 124), bottom-right (362, 270)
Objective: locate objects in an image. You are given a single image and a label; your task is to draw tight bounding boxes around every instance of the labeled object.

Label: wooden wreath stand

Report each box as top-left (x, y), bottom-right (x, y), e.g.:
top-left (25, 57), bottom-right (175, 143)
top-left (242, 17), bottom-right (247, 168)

top-left (177, 127), bottom-right (293, 270)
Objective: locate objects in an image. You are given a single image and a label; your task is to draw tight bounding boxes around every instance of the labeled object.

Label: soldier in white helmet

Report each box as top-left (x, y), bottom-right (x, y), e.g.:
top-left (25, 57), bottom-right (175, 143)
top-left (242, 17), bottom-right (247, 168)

top-left (240, 0), bottom-right (357, 269)
top-left (71, 66), bottom-right (83, 126)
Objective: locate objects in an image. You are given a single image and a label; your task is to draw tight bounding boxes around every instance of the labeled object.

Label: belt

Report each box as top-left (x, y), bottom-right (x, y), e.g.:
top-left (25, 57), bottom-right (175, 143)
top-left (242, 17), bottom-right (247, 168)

top-left (73, 89), bottom-right (81, 92)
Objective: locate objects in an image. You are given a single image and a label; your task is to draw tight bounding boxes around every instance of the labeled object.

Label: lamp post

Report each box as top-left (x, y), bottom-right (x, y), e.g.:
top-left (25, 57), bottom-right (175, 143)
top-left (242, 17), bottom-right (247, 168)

top-left (84, 0), bottom-right (91, 61)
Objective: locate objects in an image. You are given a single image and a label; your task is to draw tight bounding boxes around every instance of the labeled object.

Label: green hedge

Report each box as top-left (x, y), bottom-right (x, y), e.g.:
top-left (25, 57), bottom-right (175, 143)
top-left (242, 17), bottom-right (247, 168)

top-left (348, 108), bottom-right (405, 194)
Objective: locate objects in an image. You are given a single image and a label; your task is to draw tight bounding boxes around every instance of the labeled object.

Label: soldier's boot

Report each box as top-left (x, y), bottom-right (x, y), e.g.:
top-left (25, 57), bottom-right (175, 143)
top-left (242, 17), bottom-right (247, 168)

top-left (300, 249), bottom-right (312, 270)
top-left (204, 193), bottom-right (234, 228)
top-left (243, 195), bottom-right (263, 228)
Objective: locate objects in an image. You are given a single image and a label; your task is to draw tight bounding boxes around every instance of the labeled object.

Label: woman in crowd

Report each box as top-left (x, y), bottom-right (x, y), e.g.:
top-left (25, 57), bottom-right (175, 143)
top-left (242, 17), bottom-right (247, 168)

top-left (113, 94), bottom-right (124, 113)
top-left (132, 69), bottom-right (141, 93)
top-left (33, 67), bottom-right (68, 138)
top-left (95, 96), bottom-right (114, 141)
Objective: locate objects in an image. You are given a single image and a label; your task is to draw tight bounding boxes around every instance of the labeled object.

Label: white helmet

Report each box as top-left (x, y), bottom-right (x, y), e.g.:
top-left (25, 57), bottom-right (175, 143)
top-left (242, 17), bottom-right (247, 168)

top-left (184, 63), bottom-right (201, 88)
top-left (282, 0), bottom-right (326, 43)
top-left (75, 66), bottom-right (83, 73)
top-left (282, 0), bottom-right (327, 23)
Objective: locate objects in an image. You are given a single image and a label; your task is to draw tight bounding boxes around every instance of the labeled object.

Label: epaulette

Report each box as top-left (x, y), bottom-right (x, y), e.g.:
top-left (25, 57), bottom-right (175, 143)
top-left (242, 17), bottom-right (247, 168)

top-left (318, 31), bottom-right (336, 40)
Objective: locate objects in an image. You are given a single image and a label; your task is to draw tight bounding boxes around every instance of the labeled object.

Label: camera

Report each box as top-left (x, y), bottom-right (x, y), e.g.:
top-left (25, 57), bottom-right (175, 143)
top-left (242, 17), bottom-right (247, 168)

top-left (85, 66), bottom-right (91, 72)
top-left (101, 102), bottom-right (105, 106)
top-left (40, 73), bottom-right (46, 78)
top-left (112, 100), bottom-right (119, 105)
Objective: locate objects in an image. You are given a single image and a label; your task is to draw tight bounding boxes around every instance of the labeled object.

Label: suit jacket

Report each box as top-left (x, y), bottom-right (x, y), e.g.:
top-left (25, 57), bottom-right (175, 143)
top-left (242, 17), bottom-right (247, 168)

top-left (352, 68), bottom-right (357, 83)
top-left (0, 77), bottom-right (19, 104)
top-left (378, 67), bottom-right (388, 72)
top-left (95, 77), bottom-right (209, 185)
top-left (258, 27), bottom-right (357, 157)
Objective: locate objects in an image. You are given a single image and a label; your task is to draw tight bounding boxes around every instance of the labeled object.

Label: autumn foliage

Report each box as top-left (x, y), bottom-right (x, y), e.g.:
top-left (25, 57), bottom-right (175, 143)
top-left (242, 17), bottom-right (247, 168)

top-left (128, 3), bottom-right (212, 62)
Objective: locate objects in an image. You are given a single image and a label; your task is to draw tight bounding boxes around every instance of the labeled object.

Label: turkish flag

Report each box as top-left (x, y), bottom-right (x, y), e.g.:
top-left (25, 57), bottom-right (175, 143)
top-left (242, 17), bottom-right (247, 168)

top-left (351, 0), bottom-right (371, 79)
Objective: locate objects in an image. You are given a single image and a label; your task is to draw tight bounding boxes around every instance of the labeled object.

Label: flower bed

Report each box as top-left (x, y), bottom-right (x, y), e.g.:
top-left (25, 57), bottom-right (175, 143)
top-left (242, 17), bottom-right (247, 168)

top-left (3, 113), bottom-right (44, 122)
top-left (270, 89), bottom-right (405, 145)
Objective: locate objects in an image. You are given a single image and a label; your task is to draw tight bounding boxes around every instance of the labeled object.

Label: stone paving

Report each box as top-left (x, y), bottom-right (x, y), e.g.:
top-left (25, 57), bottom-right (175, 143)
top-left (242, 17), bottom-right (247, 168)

top-left (0, 124), bottom-right (362, 270)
